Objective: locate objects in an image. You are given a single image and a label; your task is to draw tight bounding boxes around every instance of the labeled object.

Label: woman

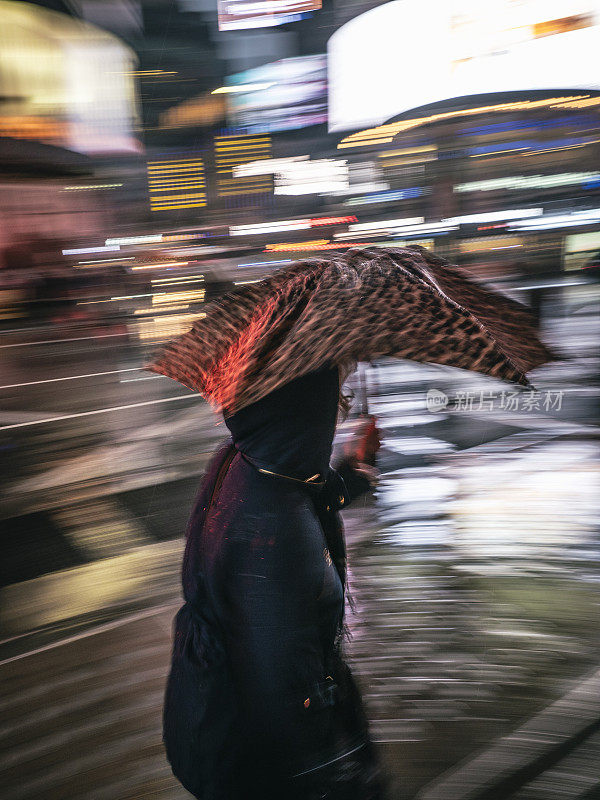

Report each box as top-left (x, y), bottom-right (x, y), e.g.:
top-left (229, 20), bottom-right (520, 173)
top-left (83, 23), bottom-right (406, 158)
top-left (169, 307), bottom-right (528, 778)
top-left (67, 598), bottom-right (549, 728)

top-left (158, 245), bottom-right (553, 798)
top-left (164, 363), bottom-right (387, 799)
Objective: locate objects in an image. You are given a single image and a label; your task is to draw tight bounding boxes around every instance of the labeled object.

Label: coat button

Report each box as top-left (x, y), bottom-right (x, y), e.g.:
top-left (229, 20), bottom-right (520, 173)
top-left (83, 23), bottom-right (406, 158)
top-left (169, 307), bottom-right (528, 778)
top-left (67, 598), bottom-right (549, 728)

top-left (338, 495), bottom-right (345, 505)
top-left (304, 697), bottom-right (311, 708)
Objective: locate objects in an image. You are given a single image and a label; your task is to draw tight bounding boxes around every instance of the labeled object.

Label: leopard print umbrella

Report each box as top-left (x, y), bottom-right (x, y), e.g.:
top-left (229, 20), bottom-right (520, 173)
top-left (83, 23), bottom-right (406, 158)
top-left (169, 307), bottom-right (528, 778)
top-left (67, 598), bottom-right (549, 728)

top-left (147, 246), bottom-right (554, 415)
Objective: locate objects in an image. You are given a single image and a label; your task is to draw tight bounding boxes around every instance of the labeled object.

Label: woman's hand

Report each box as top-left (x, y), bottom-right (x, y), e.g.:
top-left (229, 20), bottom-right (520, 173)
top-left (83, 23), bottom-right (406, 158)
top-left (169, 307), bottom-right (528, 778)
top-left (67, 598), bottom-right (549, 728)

top-left (341, 415), bottom-right (382, 492)
top-left (353, 462), bottom-right (380, 490)
top-left (346, 415), bottom-right (381, 467)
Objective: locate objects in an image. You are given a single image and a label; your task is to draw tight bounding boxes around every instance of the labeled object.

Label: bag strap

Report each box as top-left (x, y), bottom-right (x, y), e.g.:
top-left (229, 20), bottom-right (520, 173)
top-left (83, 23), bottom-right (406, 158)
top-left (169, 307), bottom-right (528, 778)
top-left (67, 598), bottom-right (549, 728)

top-left (238, 449), bottom-right (327, 487)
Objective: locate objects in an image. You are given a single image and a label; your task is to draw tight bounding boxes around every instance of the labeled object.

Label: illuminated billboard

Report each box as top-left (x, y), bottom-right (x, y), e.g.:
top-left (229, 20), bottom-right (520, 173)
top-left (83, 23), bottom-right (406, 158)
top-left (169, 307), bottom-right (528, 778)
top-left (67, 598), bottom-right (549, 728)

top-left (329, 0), bottom-right (600, 131)
top-left (226, 55), bottom-right (327, 132)
top-left (0, 1), bottom-right (140, 154)
top-left (218, 0), bottom-right (321, 31)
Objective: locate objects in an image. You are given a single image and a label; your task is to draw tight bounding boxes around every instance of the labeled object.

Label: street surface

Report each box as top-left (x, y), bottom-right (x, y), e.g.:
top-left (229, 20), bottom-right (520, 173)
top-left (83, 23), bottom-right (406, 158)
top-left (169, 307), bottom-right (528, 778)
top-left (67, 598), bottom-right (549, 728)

top-left (1, 310), bottom-right (599, 799)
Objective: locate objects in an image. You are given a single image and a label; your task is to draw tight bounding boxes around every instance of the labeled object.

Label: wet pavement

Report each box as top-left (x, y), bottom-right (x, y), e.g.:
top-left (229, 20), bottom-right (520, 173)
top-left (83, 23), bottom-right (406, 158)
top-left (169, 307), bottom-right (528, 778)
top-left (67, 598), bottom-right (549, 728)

top-left (344, 434), bottom-right (600, 798)
top-left (1, 312), bottom-right (600, 799)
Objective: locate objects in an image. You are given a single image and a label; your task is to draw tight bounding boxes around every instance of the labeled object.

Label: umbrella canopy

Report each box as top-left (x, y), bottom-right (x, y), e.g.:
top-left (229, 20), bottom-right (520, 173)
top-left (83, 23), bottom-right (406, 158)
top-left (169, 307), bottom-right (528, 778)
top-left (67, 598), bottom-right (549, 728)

top-left (148, 246), bottom-right (554, 415)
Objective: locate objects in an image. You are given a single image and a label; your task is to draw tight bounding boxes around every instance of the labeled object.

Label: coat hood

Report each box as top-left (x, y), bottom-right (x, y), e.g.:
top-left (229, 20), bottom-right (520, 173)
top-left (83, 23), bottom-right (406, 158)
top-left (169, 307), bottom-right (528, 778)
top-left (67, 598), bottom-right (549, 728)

top-left (224, 365), bottom-right (340, 481)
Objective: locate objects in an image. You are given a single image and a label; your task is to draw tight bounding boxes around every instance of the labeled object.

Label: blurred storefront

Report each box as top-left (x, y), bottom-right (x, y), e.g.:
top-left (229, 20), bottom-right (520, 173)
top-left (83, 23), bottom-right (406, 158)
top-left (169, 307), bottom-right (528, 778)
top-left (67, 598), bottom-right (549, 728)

top-left (0, 1), bottom-right (140, 155)
top-left (0, 0), bottom-right (143, 268)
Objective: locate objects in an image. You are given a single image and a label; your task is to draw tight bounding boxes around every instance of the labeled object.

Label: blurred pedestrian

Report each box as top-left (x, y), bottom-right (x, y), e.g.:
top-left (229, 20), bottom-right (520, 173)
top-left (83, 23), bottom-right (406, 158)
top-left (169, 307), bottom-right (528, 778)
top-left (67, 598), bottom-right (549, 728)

top-left (164, 364), bottom-right (386, 799)
top-left (156, 246), bottom-right (553, 800)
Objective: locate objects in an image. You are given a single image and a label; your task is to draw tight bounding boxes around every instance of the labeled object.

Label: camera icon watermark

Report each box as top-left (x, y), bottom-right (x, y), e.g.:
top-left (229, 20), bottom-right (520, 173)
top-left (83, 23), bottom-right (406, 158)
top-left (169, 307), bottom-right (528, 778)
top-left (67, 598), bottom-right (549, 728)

top-left (426, 388), bottom-right (563, 413)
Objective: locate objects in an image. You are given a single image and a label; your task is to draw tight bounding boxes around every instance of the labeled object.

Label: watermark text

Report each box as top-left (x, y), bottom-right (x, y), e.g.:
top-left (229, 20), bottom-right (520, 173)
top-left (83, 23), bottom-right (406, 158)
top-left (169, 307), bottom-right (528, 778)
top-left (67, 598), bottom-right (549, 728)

top-left (426, 388), bottom-right (563, 413)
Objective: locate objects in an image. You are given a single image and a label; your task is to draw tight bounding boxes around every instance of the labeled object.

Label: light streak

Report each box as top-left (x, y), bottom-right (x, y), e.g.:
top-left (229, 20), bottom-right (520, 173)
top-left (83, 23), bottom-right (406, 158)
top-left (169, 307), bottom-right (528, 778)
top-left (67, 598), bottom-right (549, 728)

top-left (0, 368), bottom-right (142, 390)
top-left (131, 262), bottom-right (189, 271)
top-left (212, 83), bottom-right (275, 94)
top-left (0, 395), bottom-right (201, 432)
top-left (105, 235), bottom-right (162, 246)
top-left (63, 245), bottom-right (120, 255)
top-left (338, 96), bottom-right (599, 149)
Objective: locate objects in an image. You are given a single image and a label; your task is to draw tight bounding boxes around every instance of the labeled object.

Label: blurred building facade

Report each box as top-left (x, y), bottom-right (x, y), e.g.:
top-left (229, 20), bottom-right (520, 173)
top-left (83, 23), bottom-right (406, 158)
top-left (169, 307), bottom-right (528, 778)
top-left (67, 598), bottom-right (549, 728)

top-left (0, 1), bottom-right (142, 265)
top-left (0, 1), bottom-right (140, 155)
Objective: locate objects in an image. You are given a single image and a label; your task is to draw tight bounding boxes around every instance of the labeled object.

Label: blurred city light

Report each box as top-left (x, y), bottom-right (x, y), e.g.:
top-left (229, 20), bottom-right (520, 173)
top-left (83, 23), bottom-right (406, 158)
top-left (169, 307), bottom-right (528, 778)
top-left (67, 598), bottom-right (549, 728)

top-left (217, 0), bottom-right (321, 31)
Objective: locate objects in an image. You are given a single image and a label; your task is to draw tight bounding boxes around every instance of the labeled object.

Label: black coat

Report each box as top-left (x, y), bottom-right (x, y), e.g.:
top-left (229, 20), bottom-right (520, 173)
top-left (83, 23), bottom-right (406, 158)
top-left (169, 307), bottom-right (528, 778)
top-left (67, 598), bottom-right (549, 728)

top-left (166, 367), bottom-right (386, 799)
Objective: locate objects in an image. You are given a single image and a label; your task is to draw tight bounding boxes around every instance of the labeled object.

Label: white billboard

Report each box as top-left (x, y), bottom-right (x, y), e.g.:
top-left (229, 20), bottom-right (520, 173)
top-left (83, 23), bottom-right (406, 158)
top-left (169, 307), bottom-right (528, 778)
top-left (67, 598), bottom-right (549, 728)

top-left (226, 55), bottom-right (327, 132)
top-left (328, 0), bottom-right (600, 132)
top-left (218, 0), bottom-right (320, 30)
